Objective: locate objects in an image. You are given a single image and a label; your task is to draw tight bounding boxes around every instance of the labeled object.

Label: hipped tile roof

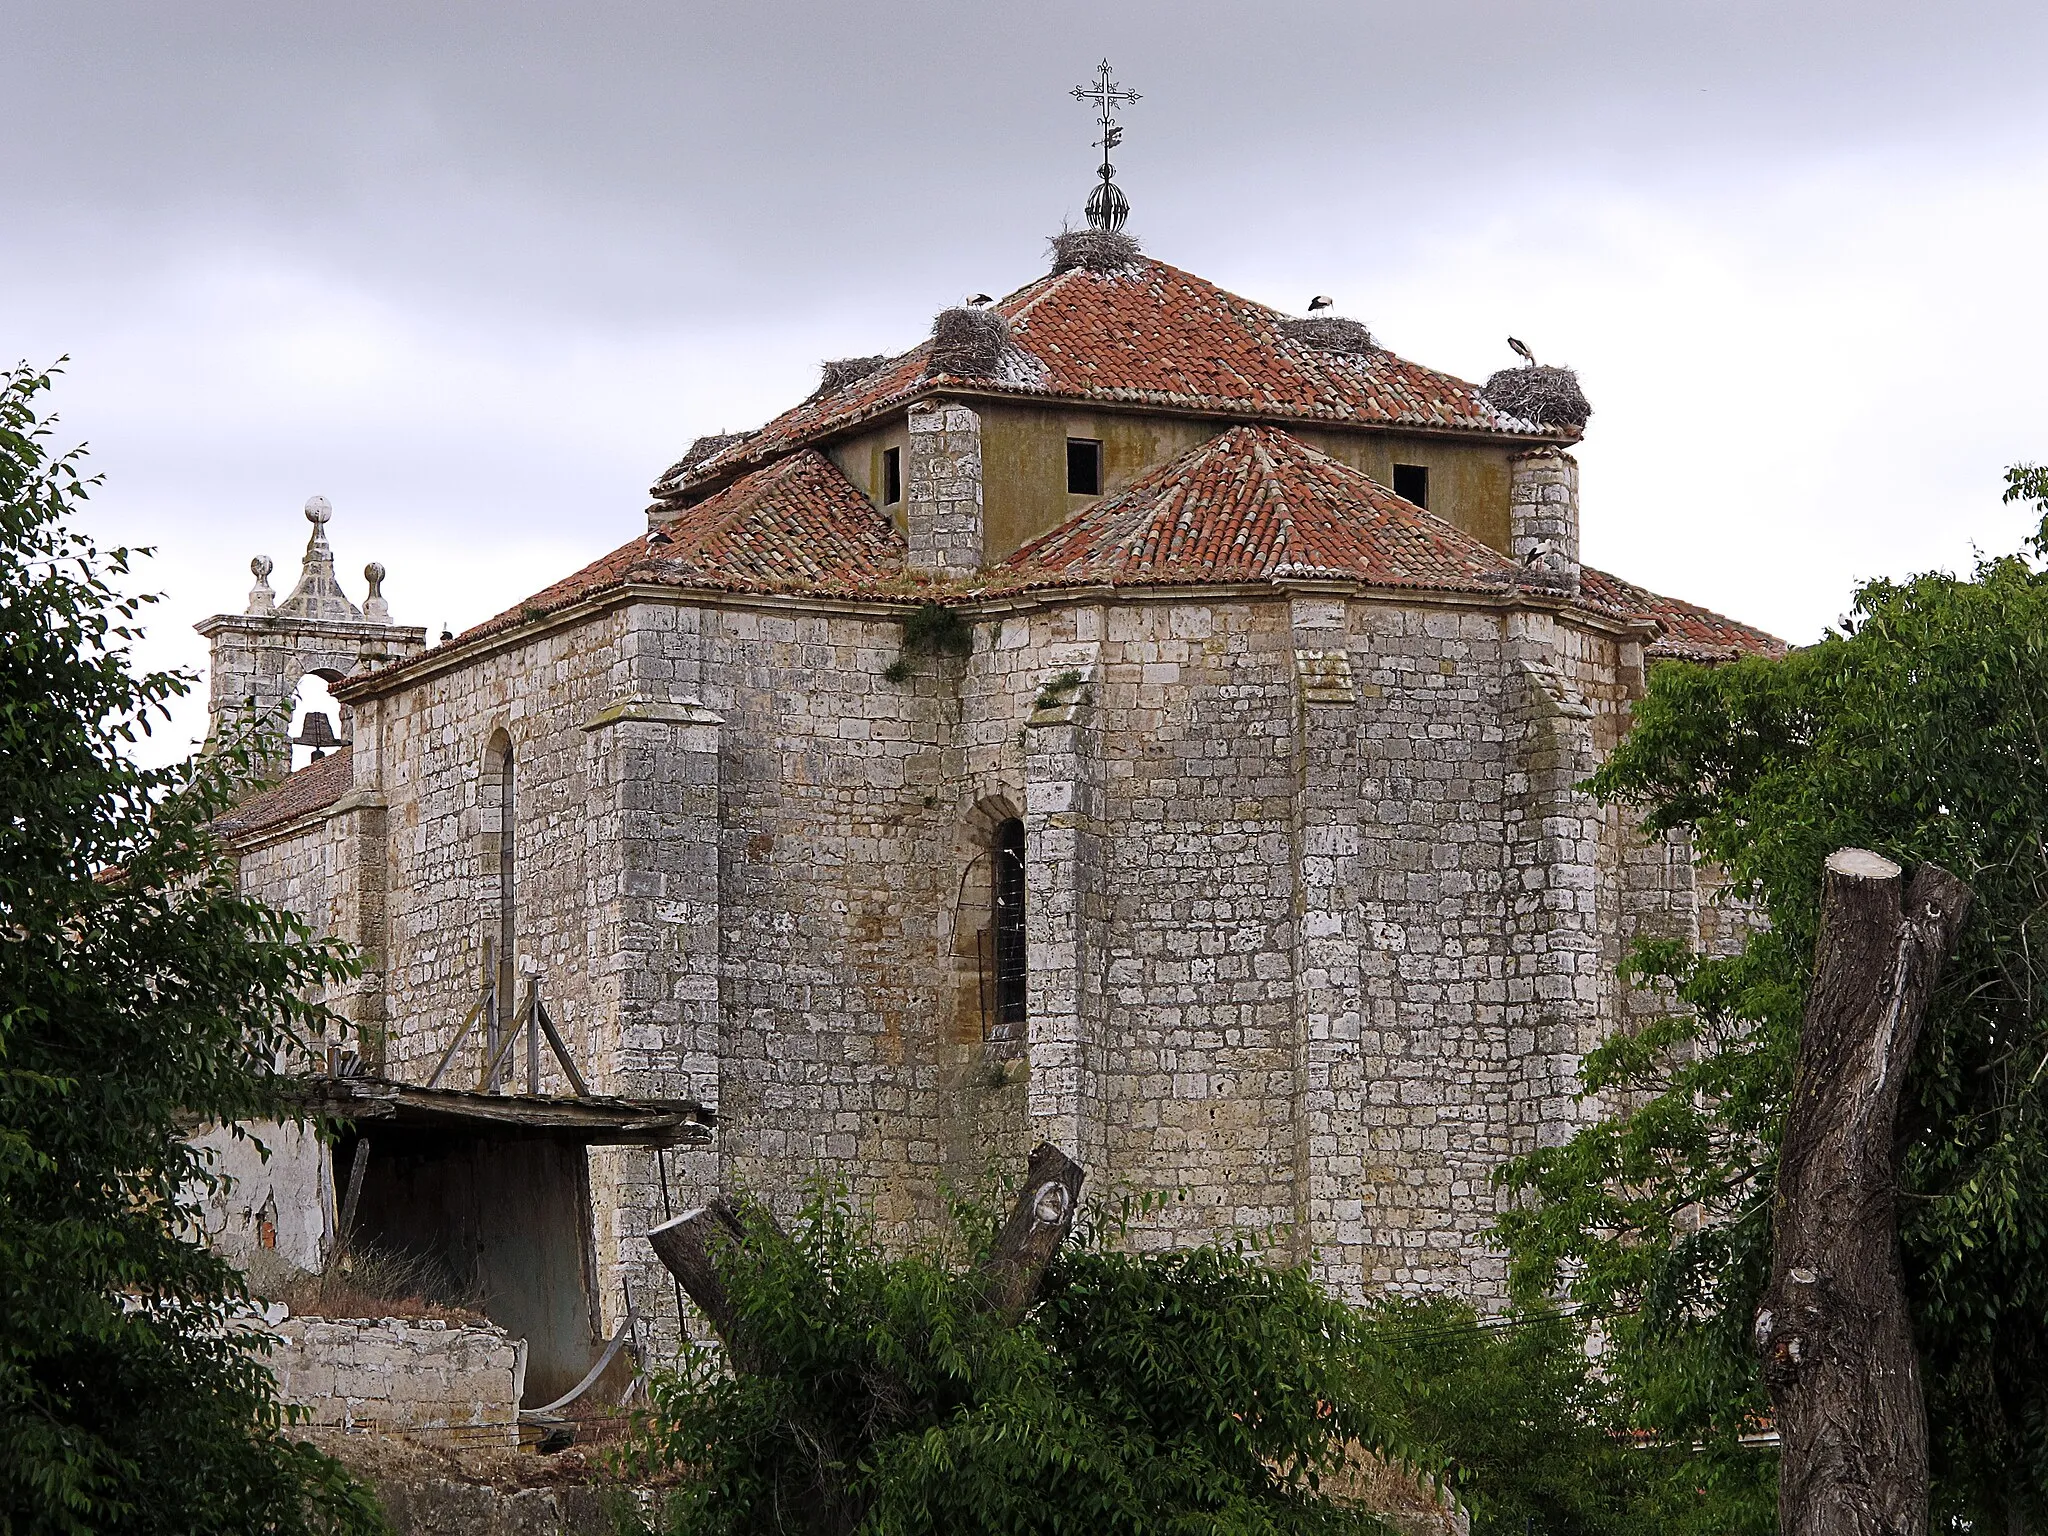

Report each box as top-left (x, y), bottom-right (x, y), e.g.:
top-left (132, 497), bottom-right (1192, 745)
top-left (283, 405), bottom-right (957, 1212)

top-left (1578, 567), bottom-right (1788, 662)
top-left (656, 257), bottom-right (1563, 502)
top-left (210, 745), bottom-right (354, 840)
top-left (985, 425), bottom-right (1515, 596)
top-left (361, 427), bottom-right (1780, 697)
top-left (453, 450), bottom-right (910, 645)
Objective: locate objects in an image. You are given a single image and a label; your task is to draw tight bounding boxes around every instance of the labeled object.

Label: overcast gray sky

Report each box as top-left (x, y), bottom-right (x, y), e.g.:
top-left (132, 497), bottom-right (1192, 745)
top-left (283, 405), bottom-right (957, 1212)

top-left (8, 1), bottom-right (2048, 759)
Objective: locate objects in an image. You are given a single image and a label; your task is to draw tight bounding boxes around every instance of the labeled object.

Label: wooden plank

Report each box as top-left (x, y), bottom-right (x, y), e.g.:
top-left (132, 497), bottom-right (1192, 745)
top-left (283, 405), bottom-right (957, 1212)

top-left (535, 998), bottom-right (592, 1098)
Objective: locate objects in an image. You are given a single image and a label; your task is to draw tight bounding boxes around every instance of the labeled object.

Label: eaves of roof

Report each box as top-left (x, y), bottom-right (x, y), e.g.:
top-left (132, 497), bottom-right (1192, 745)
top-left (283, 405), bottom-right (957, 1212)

top-left (656, 257), bottom-right (1575, 506)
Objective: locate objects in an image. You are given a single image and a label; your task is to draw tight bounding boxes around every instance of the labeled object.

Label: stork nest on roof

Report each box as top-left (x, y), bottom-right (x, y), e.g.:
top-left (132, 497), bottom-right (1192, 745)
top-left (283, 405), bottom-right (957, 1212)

top-left (1048, 228), bottom-right (1143, 274)
top-left (926, 307), bottom-right (1014, 378)
top-left (1280, 315), bottom-right (1379, 357)
top-left (811, 355), bottom-right (891, 400)
top-left (1481, 365), bottom-right (1592, 430)
top-left (655, 430), bottom-right (752, 490)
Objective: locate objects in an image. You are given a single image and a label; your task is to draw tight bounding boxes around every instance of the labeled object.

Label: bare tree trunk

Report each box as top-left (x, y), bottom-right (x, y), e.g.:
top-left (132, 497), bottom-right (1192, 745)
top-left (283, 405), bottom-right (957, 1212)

top-left (975, 1142), bottom-right (1085, 1322)
top-left (1756, 849), bottom-right (1970, 1536)
top-left (646, 1200), bottom-right (771, 1371)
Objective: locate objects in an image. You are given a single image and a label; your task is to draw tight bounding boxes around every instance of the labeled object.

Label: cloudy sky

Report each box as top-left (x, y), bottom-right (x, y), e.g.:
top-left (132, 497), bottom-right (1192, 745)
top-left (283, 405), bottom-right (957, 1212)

top-left (7, 1), bottom-right (2048, 759)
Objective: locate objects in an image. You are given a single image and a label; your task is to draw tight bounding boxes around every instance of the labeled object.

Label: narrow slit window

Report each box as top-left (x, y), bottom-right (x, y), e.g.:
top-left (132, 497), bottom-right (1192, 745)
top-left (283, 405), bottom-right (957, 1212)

top-left (882, 446), bottom-right (902, 506)
top-left (992, 818), bottom-right (1027, 1033)
top-left (1392, 463), bottom-right (1429, 509)
top-left (1066, 438), bottom-right (1102, 496)
top-left (487, 737), bottom-right (517, 1061)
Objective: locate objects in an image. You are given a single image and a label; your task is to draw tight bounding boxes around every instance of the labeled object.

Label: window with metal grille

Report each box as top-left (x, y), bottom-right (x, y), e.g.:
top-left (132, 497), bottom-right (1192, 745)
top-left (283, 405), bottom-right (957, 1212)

top-left (882, 446), bottom-right (902, 506)
top-left (992, 818), bottom-right (1027, 1031)
top-left (1392, 463), bottom-right (1429, 508)
top-left (1066, 438), bottom-right (1102, 496)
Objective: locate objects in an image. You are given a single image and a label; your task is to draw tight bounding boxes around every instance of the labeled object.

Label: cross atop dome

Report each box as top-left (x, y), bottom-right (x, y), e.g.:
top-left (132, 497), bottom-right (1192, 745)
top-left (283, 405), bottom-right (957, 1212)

top-left (1071, 59), bottom-right (1139, 231)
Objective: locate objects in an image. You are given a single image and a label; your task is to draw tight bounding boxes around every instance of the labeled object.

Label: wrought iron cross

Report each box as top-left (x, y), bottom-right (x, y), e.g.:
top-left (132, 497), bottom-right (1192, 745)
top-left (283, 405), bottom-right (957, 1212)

top-left (1071, 59), bottom-right (1139, 182)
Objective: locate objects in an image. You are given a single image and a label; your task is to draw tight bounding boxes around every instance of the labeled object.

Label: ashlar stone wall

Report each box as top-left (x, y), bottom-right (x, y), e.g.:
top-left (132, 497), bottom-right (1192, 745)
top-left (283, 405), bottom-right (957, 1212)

top-left (227, 574), bottom-right (1703, 1353)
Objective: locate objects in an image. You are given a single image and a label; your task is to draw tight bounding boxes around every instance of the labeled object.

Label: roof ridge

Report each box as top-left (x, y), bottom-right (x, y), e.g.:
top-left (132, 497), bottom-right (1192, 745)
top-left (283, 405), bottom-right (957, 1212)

top-left (1243, 425), bottom-right (1304, 567)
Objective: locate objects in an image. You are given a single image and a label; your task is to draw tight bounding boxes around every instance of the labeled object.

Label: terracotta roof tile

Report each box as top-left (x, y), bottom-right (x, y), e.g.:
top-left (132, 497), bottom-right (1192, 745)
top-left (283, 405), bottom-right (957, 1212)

top-left (453, 450), bottom-right (908, 647)
top-left (981, 424), bottom-right (1516, 595)
top-left (658, 258), bottom-right (1563, 501)
top-left (211, 745), bottom-right (354, 840)
top-left (1579, 566), bottom-right (1787, 661)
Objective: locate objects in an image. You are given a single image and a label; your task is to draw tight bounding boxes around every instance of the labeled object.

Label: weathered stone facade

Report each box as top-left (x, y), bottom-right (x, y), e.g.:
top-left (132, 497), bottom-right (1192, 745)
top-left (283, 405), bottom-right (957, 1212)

top-left (266, 1315), bottom-right (525, 1447)
top-left (223, 572), bottom-right (1697, 1347)
top-left (202, 243), bottom-right (1782, 1378)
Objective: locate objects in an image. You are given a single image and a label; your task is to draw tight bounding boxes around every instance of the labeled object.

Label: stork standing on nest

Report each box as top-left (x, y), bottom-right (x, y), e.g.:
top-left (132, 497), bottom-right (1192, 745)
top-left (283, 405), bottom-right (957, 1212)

top-left (1308, 295), bottom-right (1335, 313)
top-left (1508, 337), bottom-right (1536, 366)
top-left (967, 293), bottom-right (994, 307)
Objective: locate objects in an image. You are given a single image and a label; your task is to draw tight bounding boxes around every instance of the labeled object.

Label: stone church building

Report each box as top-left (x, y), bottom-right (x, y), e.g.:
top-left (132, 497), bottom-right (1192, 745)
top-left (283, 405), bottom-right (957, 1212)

top-left (200, 229), bottom-right (1778, 1394)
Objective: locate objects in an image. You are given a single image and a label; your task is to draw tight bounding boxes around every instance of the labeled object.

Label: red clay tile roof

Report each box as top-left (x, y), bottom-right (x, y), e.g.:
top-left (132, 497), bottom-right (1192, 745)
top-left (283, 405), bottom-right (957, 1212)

top-left (211, 745), bottom-right (354, 840)
top-left (451, 450), bottom-right (909, 646)
top-left (657, 257), bottom-right (1566, 502)
top-left (1579, 566), bottom-right (1786, 661)
top-left (984, 424), bottom-right (1516, 596)
top-left (355, 436), bottom-right (1776, 691)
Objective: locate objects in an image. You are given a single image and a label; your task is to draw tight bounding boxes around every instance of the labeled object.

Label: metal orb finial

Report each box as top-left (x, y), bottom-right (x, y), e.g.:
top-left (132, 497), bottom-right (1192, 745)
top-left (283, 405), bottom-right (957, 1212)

top-left (1071, 60), bottom-right (1140, 232)
top-left (304, 494), bottom-right (332, 526)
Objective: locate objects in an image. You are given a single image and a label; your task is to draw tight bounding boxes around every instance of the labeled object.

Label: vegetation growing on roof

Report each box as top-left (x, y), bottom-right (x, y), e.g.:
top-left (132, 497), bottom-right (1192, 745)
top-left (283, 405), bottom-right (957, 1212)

top-left (1481, 365), bottom-right (1592, 429)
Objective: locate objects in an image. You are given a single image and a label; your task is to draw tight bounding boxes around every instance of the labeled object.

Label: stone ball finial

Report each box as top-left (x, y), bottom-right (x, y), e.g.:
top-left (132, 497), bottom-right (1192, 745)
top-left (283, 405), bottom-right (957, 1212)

top-left (305, 494), bottom-right (332, 525)
top-left (245, 553), bottom-right (277, 616)
top-left (362, 559), bottom-right (391, 623)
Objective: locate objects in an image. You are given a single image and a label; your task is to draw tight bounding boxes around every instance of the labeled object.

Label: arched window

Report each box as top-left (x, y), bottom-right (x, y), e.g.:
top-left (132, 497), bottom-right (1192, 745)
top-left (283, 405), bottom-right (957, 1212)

top-left (991, 818), bottom-right (1027, 1034)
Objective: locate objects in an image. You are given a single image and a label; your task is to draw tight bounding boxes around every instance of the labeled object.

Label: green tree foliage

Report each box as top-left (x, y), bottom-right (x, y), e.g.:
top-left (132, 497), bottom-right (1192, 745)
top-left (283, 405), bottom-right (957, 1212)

top-left (630, 1183), bottom-right (1424, 1536)
top-left (1497, 470), bottom-right (2048, 1533)
top-left (1365, 1299), bottom-right (1650, 1536)
top-left (0, 362), bottom-right (384, 1534)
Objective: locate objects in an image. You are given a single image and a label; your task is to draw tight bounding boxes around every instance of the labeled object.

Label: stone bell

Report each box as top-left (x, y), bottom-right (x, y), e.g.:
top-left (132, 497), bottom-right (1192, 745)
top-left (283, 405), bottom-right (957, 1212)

top-left (292, 711), bottom-right (342, 760)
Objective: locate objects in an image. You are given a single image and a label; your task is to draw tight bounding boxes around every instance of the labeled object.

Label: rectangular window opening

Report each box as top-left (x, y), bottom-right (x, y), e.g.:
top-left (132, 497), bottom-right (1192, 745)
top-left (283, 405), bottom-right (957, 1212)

top-left (881, 446), bottom-right (902, 506)
top-left (1066, 438), bottom-right (1103, 497)
top-left (1392, 463), bottom-right (1429, 509)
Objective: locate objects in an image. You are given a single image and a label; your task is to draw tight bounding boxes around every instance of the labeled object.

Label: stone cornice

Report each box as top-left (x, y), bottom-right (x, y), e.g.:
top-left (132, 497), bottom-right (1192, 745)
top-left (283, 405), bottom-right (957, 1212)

top-left (335, 575), bottom-right (1658, 704)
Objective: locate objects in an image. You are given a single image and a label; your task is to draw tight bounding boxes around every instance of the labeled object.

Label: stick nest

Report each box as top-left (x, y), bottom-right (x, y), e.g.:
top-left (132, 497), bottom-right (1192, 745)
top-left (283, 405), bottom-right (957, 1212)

top-left (813, 355), bottom-right (891, 399)
top-left (1280, 315), bottom-right (1379, 357)
top-left (926, 307), bottom-right (1014, 378)
top-left (655, 430), bottom-right (751, 490)
top-left (1048, 229), bottom-right (1144, 274)
top-left (1481, 365), bottom-right (1592, 429)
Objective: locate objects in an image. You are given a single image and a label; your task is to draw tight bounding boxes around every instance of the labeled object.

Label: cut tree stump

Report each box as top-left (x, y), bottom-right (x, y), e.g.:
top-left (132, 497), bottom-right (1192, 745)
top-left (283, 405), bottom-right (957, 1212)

top-left (1755, 848), bottom-right (1970, 1536)
top-left (975, 1142), bottom-right (1085, 1323)
top-left (645, 1144), bottom-right (1088, 1536)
